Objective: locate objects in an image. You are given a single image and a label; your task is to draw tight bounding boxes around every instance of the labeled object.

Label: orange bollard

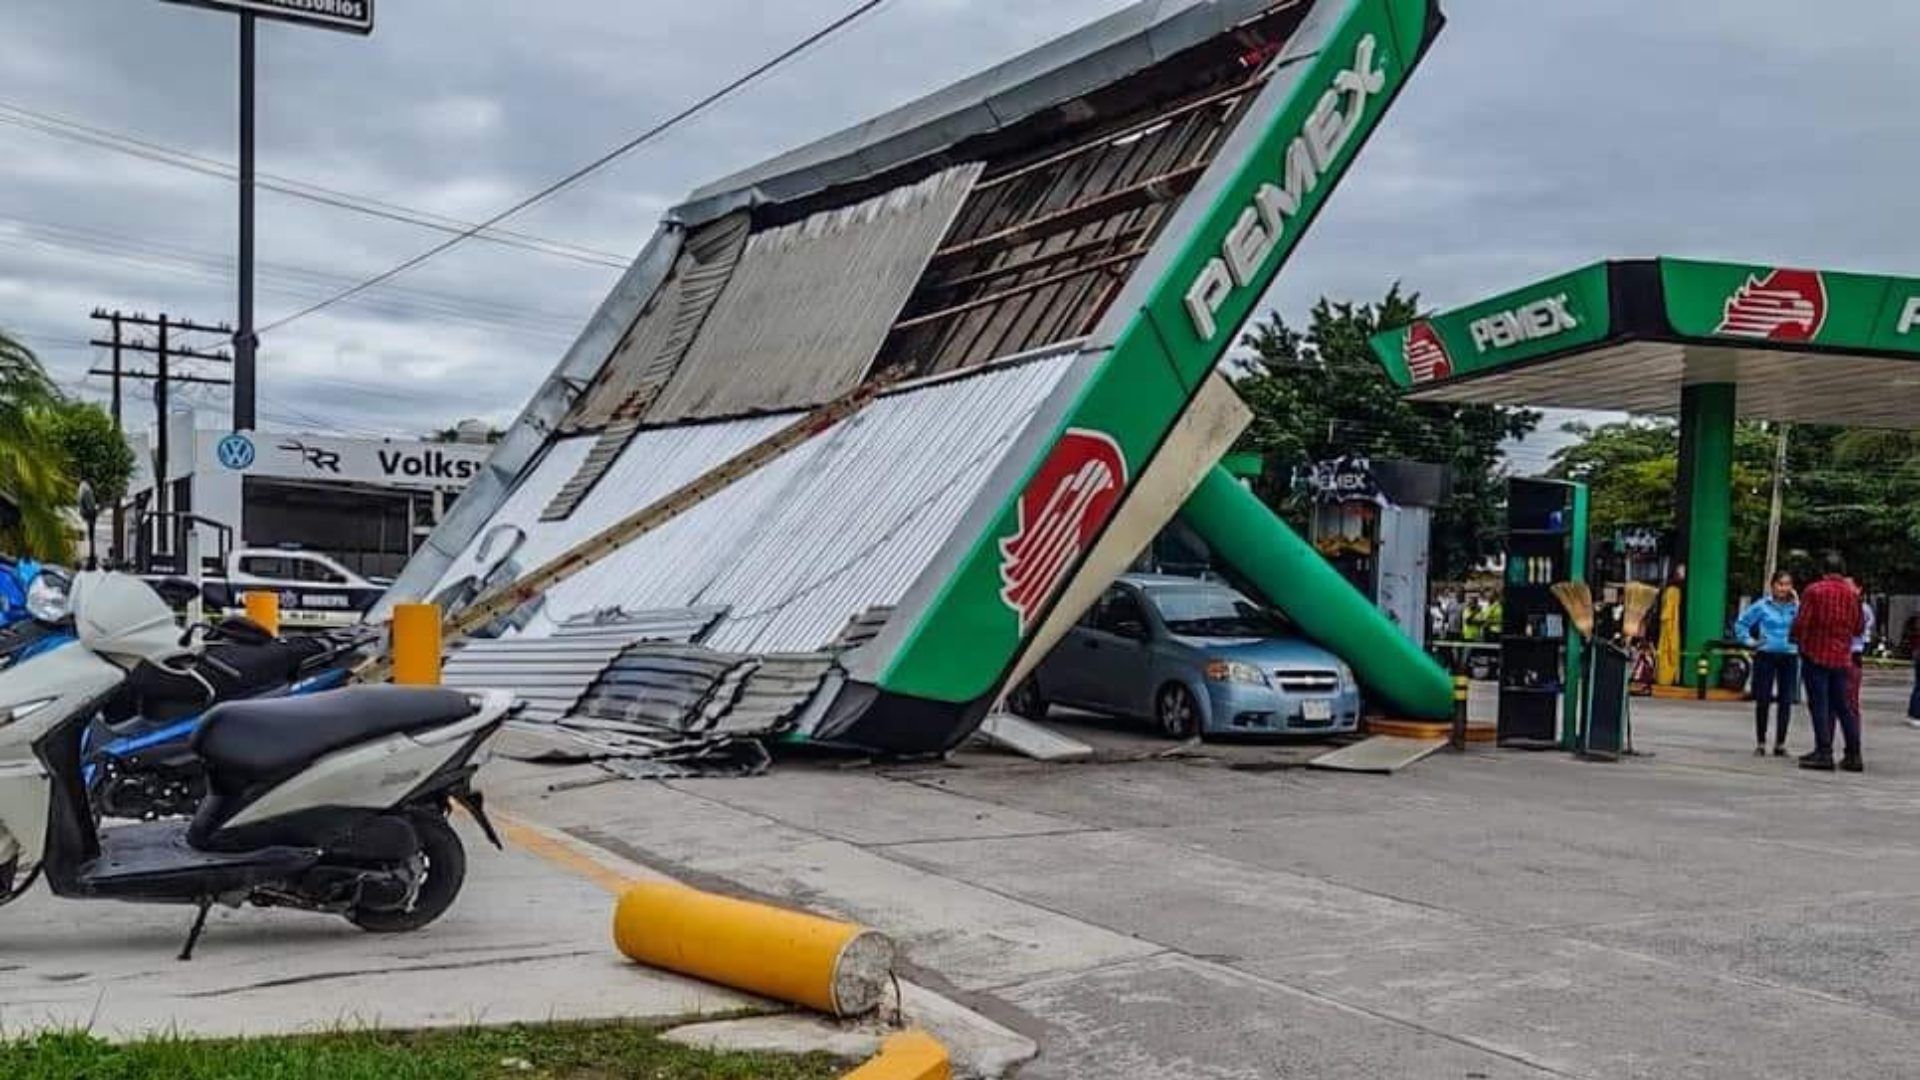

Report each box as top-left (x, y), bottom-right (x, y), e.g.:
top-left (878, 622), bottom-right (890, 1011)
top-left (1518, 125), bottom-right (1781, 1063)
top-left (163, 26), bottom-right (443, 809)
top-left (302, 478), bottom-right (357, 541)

top-left (391, 602), bottom-right (443, 686)
top-left (241, 591), bottom-right (279, 636)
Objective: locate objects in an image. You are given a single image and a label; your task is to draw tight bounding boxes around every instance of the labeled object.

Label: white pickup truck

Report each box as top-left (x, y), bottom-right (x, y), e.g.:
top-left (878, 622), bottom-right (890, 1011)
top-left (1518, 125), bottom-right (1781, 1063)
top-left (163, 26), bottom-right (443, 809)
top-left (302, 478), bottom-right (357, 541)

top-left (145, 547), bottom-right (387, 630)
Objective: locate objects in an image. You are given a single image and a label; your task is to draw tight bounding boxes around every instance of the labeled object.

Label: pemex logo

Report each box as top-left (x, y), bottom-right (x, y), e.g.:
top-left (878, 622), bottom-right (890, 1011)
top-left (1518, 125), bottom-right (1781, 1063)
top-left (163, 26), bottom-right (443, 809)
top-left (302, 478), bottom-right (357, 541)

top-left (1403, 320), bottom-right (1453, 383)
top-left (1715, 268), bottom-right (1827, 342)
top-left (998, 429), bottom-right (1128, 632)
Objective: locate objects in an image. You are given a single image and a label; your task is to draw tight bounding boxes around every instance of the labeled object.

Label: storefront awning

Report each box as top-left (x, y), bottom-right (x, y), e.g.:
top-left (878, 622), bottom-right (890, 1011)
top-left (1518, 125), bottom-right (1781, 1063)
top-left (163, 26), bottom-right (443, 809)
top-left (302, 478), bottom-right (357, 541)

top-left (1369, 258), bottom-right (1920, 427)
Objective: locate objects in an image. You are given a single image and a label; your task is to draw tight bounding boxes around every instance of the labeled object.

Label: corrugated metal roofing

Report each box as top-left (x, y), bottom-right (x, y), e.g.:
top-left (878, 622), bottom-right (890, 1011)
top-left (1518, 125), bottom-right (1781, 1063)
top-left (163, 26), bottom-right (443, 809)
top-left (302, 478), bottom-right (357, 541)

top-left (440, 607), bottom-right (725, 722)
top-left (677, 0), bottom-right (1287, 224)
top-left (552, 606), bottom-right (727, 644)
top-left (644, 166), bottom-right (982, 423)
top-left (443, 634), bottom-right (627, 724)
top-left (424, 348), bottom-right (1077, 653)
top-left (570, 644), bottom-right (835, 738)
top-left (565, 213), bottom-right (750, 431)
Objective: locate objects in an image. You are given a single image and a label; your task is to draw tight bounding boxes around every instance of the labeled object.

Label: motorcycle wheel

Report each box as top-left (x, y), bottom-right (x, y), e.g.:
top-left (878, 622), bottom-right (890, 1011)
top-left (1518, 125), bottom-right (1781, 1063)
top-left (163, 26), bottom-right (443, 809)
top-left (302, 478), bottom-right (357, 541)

top-left (348, 810), bottom-right (466, 933)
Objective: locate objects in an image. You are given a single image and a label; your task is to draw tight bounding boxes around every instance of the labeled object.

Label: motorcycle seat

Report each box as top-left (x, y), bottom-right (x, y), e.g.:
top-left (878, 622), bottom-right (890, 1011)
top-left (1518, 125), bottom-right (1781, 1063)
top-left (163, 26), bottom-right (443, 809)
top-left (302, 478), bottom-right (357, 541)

top-left (192, 686), bottom-right (477, 788)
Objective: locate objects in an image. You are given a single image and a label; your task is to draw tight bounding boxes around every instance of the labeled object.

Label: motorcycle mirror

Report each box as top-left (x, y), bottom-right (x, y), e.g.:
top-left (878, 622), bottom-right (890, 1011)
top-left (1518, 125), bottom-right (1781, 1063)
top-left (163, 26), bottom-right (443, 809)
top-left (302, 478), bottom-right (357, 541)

top-left (151, 577), bottom-right (202, 608)
top-left (76, 481), bottom-right (98, 527)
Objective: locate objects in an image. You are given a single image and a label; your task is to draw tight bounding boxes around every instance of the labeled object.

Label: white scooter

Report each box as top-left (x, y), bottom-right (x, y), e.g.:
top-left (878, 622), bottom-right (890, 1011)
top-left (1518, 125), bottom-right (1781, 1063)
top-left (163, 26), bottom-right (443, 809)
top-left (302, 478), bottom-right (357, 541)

top-left (0, 571), bottom-right (513, 958)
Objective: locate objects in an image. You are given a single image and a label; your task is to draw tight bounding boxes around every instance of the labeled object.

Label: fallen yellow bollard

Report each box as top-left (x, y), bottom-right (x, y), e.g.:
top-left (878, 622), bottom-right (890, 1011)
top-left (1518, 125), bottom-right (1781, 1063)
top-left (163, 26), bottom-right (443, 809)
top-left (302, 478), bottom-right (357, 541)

top-left (841, 1030), bottom-right (950, 1080)
top-left (613, 881), bottom-right (894, 1017)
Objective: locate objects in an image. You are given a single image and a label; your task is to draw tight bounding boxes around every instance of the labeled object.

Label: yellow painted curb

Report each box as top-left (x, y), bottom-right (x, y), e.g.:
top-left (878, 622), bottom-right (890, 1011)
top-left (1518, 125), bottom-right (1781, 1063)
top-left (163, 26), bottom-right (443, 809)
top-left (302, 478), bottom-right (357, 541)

top-left (615, 881), bottom-right (895, 1017)
top-left (1365, 717), bottom-right (1495, 743)
top-left (841, 1030), bottom-right (950, 1080)
top-left (1649, 685), bottom-right (1745, 703)
top-left (491, 811), bottom-right (644, 896)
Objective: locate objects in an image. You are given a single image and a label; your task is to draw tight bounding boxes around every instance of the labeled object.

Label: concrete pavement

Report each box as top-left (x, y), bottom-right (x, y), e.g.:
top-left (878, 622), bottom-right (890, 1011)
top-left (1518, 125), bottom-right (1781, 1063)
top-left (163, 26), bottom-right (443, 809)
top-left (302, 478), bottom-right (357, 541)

top-left (492, 670), bottom-right (1920, 1078)
top-left (0, 820), bottom-right (760, 1039)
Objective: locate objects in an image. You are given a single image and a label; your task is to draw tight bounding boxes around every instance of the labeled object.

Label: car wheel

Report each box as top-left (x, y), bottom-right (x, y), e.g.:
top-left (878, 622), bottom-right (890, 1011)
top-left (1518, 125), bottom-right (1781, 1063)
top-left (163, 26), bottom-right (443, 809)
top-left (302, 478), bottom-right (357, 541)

top-left (1155, 683), bottom-right (1201, 740)
top-left (1004, 678), bottom-right (1047, 721)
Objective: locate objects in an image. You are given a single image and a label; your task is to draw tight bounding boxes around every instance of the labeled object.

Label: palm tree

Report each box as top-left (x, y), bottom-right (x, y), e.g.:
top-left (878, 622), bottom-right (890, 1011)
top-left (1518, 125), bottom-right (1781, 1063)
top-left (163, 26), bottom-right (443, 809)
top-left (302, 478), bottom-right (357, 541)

top-left (0, 330), bottom-right (75, 560)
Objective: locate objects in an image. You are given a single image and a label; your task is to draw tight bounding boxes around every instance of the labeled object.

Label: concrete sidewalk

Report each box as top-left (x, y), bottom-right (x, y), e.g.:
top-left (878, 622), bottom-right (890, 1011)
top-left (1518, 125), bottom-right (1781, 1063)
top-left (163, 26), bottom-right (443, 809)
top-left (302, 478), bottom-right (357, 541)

top-left (0, 820), bottom-right (758, 1039)
top-left (491, 671), bottom-right (1920, 1078)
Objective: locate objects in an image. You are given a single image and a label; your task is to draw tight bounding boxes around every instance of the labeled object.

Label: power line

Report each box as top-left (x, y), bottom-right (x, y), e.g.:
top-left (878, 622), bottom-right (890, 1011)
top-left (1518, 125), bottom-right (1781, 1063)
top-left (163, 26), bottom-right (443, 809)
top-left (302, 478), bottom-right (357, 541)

top-left (0, 100), bottom-right (631, 269)
top-left (1, 212), bottom-right (585, 343)
top-left (261, 0), bottom-right (895, 334)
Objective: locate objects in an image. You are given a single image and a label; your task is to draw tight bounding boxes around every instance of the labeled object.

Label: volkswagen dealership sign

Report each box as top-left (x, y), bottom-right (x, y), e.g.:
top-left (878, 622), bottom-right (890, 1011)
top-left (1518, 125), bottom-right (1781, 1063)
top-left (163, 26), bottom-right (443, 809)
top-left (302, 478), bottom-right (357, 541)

top-left (162, 0), bottom-right (373, 34)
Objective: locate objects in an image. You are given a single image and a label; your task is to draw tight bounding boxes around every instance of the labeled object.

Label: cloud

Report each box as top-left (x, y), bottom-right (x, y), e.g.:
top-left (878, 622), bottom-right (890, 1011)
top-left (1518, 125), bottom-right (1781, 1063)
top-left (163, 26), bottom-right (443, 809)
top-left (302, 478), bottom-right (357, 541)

top-left (1, 0), bottom-right (1915, 445)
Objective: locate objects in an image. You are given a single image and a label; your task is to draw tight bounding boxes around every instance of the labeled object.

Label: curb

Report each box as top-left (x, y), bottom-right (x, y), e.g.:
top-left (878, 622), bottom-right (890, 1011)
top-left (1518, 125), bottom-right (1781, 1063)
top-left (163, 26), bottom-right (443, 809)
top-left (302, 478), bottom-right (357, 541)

top-left (841, 1030), bottom-right (951, 1080)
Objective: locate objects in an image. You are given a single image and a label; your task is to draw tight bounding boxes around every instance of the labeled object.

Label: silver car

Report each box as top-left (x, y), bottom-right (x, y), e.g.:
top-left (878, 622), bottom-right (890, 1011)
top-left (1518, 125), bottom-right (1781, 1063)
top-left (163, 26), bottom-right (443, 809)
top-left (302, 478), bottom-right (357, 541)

top-left (1008, 574), bottom-right (1362, 738)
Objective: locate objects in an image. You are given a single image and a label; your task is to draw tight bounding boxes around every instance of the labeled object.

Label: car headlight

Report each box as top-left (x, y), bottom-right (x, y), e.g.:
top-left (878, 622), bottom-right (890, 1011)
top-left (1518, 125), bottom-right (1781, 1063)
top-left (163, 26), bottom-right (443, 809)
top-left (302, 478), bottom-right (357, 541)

top-left (1205, 660), bottom-right (1269, 686)
top-left (24, 571), bottom-right (71, 624)
top-left (1337, 661), bottom-right (1356, 690)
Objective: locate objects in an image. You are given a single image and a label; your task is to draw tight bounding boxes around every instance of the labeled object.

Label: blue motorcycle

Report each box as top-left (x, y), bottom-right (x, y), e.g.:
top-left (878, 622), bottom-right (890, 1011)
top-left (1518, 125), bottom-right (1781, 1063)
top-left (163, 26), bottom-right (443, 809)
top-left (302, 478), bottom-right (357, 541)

top-left (82, 618), bottom-right (376, 820)
top-left (0, 558), bottom-right (77, 670)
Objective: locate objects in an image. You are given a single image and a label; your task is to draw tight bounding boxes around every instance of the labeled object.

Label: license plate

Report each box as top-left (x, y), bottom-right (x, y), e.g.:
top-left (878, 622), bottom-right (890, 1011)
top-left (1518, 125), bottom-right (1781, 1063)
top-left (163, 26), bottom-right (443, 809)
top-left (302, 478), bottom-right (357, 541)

top-left (1301, 699), bottom-right (1333, 722)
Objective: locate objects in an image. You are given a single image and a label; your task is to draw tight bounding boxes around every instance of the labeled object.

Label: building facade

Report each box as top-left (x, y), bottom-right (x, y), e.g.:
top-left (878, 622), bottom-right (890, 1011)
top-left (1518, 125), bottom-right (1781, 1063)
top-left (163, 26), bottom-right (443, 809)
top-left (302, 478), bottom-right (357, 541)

top-left (124, 411), bottom-right (492, 579)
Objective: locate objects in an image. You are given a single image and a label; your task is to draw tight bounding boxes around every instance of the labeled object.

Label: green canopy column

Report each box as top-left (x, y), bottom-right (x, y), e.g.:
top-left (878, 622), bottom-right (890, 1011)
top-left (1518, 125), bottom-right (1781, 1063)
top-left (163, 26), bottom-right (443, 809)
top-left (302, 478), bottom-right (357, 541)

top-left (1180, 465), bottom-right (1454, 719)
top-left (1676, 382), bottom-right (1735, 680)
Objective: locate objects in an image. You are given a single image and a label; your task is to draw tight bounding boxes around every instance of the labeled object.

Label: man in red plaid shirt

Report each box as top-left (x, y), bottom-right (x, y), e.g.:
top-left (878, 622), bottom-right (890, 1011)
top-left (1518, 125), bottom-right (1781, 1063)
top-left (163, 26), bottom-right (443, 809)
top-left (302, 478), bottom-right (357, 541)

top-left (1792, 553), bottom-right (1866, 772)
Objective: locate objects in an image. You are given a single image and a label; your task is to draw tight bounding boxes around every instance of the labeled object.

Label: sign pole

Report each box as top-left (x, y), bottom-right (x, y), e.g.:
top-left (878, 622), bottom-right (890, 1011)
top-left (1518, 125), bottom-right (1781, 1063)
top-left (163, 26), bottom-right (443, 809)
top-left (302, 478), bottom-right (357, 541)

top-left (235, 11), bottom-right (257, 433)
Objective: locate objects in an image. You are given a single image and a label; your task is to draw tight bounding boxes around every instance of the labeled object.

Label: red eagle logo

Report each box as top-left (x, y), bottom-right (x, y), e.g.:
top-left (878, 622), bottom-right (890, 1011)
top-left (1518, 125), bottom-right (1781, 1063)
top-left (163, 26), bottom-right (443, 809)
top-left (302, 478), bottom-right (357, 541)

top-left (998, 429), bottom-right (1128, 632)
top-left (1715, 268), bottom-right (1827, 342)
top-left (1404, 320), bottom-right (1452, 383)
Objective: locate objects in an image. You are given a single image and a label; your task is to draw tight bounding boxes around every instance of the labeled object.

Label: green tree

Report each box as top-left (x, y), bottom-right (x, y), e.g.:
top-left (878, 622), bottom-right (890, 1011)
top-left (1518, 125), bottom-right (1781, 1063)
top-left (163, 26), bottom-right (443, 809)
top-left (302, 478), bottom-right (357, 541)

top-left (0, 331), bottom-right (74, 560)
top-left (1549, 419), bottom-right (1920, 597)
top-left (50, 399), bottom-right (136, 507)
top-left (1230, 288), bottom-right (1541, 580)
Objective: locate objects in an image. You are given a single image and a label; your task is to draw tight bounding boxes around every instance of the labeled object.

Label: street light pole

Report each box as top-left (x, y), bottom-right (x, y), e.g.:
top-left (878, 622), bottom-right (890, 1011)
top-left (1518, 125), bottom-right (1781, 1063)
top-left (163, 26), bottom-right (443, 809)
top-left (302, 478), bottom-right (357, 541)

top-left (235, 11), bottom-right (257, 432)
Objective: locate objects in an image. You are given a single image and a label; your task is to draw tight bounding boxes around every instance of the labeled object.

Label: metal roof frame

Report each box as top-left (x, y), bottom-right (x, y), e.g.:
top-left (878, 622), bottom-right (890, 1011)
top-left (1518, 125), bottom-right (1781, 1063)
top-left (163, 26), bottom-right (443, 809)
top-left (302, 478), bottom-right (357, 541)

top-left (380, 0), bottom-right (1298, 613)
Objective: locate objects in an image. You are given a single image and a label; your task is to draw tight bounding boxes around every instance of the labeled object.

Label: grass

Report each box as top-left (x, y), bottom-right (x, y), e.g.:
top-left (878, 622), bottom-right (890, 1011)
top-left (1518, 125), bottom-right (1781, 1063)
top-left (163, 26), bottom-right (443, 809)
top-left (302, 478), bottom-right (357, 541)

top-left (0, 1020), bottom-right (851, 1080)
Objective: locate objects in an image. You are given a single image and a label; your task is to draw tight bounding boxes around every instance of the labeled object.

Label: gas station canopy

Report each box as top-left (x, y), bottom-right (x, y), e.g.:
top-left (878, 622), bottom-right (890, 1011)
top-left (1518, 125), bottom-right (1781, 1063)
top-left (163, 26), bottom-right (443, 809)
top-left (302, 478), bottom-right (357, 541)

top-left (1370, 258), bottom-right (1920, 428)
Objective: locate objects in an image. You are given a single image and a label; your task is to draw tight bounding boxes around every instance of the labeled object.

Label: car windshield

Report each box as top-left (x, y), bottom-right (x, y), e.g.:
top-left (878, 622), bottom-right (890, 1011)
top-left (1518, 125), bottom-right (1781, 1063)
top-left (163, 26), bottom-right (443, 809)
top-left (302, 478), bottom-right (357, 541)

top-left (1150, 587), bottom-right (1285, 638)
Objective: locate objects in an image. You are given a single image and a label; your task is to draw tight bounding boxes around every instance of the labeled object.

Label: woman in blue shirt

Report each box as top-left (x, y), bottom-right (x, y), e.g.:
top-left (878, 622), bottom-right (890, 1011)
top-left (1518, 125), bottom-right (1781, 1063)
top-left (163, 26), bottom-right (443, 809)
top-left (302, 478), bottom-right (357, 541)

top-left (1735, 571), bottom-right (1799, 755)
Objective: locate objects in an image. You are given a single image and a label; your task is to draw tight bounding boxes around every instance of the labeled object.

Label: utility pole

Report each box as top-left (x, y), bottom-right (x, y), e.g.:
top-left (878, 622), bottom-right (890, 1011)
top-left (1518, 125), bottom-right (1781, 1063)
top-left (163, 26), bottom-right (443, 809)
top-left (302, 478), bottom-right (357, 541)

top-left (89, 310), bottom-right (233, 567)
top-left (1764, 422), bottom-right (1791, 583)
top-left (235, 11), bottom-right (257, 432)
top-left (96, 309), bottom-right (127, 560)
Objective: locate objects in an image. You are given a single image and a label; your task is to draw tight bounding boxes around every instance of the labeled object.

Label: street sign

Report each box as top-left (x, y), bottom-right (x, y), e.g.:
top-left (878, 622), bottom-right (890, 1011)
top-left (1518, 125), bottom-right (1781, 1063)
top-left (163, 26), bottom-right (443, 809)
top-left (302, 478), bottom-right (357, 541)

top-left (161, 0), bottom-right (373, 35)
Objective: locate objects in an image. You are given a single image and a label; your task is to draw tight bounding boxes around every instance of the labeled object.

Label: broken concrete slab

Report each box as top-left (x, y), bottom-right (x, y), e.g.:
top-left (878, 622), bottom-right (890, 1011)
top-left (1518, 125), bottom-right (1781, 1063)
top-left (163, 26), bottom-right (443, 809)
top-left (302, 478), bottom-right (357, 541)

top-left (663, 1014), bottom-right (882, 1063)
top-left (662, 981), bottom-right (1037, 1080)
top-left (1306, 734), bottom-right (1448, 773)
top-left (974, 712), bottom-right (1095, 762)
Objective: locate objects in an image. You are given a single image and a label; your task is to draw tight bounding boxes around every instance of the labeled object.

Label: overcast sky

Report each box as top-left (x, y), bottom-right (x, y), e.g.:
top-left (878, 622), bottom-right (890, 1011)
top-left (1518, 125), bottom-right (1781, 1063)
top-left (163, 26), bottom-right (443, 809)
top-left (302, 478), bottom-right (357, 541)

top-left (4, 0), bottom-right (1917, 465)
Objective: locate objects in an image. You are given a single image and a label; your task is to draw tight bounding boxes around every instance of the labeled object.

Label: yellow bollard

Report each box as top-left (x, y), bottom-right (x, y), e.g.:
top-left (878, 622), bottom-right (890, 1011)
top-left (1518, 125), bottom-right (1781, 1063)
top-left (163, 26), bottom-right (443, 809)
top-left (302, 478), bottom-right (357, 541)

top-left (391, 603), bottom-right (443, 686)
top-left (841, 1031), bottom-right (950, 1080)
top-left (613, 881), bottom-right (894, 1017)
top-left (241, 591), bottom-right (279, 636)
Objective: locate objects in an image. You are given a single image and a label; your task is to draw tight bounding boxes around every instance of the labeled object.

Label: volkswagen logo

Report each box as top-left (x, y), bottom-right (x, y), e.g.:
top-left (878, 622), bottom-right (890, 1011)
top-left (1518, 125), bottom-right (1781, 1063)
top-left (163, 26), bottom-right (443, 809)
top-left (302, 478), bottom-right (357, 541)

top-left (216, 433), bottom-right (256, 470)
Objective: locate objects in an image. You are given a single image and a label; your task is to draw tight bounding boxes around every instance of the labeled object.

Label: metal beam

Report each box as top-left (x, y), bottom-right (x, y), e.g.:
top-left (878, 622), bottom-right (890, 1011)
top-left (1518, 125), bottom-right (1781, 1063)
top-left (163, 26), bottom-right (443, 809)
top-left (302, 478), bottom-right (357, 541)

top-left (929, 163), bottom-right (1205, 266)
top-left (893, 248), bottom-right (1146, 333)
